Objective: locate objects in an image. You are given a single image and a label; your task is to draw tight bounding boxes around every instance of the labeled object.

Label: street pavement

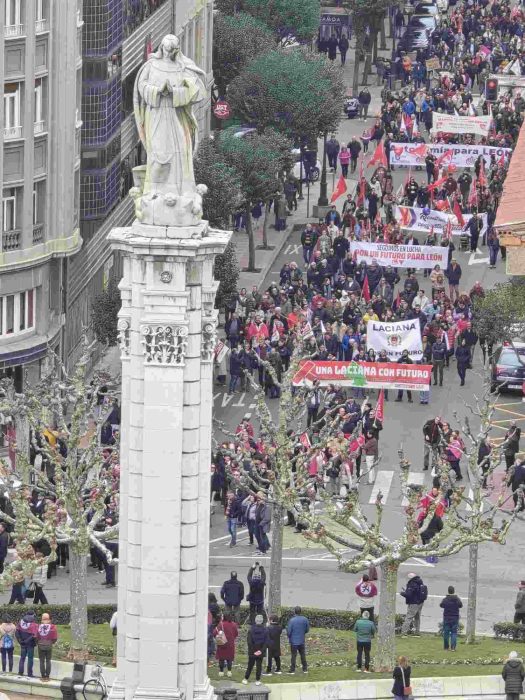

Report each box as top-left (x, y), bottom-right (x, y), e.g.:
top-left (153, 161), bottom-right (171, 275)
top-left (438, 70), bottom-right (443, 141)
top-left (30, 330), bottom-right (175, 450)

top-left (210, 38), bottom-right (524, 634)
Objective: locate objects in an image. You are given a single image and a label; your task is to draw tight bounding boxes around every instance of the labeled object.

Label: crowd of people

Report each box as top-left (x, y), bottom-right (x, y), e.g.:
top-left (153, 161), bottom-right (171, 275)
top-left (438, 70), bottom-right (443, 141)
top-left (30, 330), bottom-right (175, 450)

top-left (0, 609), bottom-right (58, 680)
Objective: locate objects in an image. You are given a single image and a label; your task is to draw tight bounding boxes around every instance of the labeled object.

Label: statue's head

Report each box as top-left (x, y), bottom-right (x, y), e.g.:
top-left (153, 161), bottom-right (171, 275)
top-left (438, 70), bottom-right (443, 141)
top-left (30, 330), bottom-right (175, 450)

top-left (160, 35), bottom-right (180, 61)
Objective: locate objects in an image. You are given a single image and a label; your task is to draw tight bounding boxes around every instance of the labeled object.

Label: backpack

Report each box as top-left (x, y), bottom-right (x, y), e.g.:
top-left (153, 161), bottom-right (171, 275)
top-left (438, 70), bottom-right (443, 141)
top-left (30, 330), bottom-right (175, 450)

top-left (419, 583), bottom-right (428, 603)
top-left (2, 633), bottom-right (13, 650)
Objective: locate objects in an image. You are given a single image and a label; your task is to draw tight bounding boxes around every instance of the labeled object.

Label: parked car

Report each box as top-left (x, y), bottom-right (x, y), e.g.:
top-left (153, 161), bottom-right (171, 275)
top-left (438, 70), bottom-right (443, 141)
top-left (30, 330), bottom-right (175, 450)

top-left (490, 341), bottom-right (525, 392)
top-left (291, 148), bottom-right (320, 182)
top-left (407, 15), bottom-right (437, 31)
top-left (413, 3), bottom-right (439, 15)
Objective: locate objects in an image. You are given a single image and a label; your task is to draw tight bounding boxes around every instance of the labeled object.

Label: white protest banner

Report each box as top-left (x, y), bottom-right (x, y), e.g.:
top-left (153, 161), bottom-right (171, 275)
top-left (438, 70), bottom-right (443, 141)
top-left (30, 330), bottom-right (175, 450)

top-left (389, 142), bottom-right (511, 168)
top-left (396, 206), bottom-right (488, 238)
top-left (366, 320), bottom-right (423, 361)
top-left (431, 113), bottom-right (492, 137)
top-left (350, 240), bottom-right (448, 269)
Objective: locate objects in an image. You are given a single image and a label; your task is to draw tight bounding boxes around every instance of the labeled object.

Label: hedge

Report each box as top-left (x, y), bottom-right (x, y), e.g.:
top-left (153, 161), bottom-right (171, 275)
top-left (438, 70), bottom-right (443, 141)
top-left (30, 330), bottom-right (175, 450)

top-left (494, 622), bottom-right (525, 641)
top-left (0, 603), bottom-right (406, 631)
top-left (0, 603), bottom-right (117, 625)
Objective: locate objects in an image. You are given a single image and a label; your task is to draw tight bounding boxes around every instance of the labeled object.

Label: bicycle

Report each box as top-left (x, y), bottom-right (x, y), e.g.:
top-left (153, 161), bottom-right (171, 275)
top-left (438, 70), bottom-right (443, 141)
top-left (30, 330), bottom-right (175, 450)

top-left (82, 663), bottom-right (108, 700)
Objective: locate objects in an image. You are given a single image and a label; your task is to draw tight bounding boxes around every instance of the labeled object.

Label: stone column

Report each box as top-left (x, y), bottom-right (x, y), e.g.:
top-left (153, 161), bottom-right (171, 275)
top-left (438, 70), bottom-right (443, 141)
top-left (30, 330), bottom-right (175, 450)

top-left (109, 221), bottom-right (230, 700)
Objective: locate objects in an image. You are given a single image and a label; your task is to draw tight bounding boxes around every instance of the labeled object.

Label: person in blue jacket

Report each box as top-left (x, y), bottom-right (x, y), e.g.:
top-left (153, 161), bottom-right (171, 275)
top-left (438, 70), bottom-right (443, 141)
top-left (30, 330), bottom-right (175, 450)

top-left (287, 606), bottom-right (310, 674)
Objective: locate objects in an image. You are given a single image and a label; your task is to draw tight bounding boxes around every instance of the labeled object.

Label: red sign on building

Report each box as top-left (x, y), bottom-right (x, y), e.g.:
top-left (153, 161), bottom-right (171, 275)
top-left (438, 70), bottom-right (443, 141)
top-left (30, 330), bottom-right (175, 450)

top-left (213, 100), bottom-right (231, 120)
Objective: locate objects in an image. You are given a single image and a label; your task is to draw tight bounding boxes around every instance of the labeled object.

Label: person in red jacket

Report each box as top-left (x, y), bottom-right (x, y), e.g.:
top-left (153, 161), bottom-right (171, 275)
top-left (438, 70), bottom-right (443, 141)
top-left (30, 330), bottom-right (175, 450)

top-left (213, 612), bottom-right (238, 678)
top-left (36, 613), bottom-right (58, 681)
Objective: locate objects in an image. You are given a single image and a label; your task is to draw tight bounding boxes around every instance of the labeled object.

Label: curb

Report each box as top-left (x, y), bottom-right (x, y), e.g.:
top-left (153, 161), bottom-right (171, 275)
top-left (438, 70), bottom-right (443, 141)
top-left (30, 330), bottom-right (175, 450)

top-left (210, 553), bottom-right (337, 571)
top-left (237, 223), bottom-right (305, 291)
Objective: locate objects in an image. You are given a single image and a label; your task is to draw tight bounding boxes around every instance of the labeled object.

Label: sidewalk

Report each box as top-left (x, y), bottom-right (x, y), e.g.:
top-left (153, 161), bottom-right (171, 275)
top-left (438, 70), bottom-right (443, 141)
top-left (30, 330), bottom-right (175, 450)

top-left (233, 29), bottom-right (391, 293)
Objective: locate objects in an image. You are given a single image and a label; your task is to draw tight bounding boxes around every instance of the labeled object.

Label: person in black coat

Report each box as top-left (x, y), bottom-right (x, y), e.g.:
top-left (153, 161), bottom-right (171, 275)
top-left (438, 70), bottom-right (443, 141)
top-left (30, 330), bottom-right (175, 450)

top-left (220, 572), bottom-right (245, 622)
top-left (508, 461), bottom-right (525, 510)
top-left (265, 614), bottom-right (283, 675)
top-left (243, 615), bottom-right (269, 684)
top-left (0, 524), bottom-right (9, 575)
top-left (247, 563), bottom-right (266, 622)
top-left (456, 339), bottom-right (471, 386)
top-left (440, 585), bottom-right (463, 651)
top-left (395, 351), bottom-right (414, 403)
top-left (392, 657), bottom-right (411, 699)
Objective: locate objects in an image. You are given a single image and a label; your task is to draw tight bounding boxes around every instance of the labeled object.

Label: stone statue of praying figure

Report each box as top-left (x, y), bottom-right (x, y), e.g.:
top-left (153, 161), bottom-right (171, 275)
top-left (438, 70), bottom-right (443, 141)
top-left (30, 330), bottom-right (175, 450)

top-left (132, 34), bottom-right (208, 227)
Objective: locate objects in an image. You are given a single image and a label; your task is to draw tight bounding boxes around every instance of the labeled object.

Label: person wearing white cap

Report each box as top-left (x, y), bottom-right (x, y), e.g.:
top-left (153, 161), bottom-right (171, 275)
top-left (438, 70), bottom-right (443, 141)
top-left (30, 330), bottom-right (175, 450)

top-left (400, 573), bottom-right (428, 636)
top-left (502, 650), bottom-right (525, 700)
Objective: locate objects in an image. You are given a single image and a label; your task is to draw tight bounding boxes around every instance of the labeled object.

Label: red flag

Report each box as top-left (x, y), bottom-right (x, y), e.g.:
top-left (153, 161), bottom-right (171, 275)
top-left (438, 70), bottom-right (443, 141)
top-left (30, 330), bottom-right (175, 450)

top-left (436, 149), bottom-right (454, 167)
top-left (359, 156), bottom-right (365, 203)
top-left (144, 33), bottom-right (153, 60)
top-left (478, 158), bottom-right (487, 187)
top-left (374, 389), bottom-right (385, 426)
top-left (299, 432), bottom-right (311, 449)
top-left (468, 176), bottom-right (478, 207)
top-left (393, 290), bottom-right (401, 310)
top-left (453, 199), bottom-right (465, 227)
top-left (444, 219), bottom-right (453, 240)
top-left (330, 175), bottom-right (347, 203)
top-left (410, 143), bottom-right (428, 158)
top-left (368, 140), bottom-right (388, 168)
top-left (497, 152), bottom-right (506, 168)
top-left (361, 275), bottom-right (371, 303)
top-left (427, 175), bottom-right (447, 192)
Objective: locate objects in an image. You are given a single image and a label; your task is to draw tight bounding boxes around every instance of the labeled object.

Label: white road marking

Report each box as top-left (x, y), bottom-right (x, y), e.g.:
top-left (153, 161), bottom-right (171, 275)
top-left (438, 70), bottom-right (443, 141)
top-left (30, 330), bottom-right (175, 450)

top-left (249, 403), bottom-right (256, 409)
top-left (210, 529), bottom-right (248, 544)
top-left (233, 393), bottom-right (246, 407)
top-left (369, 470), bottom-right (394, 504)
top-left (221, 393), bottom-right (234, 408)
top-left (402, 471), bottom-right (426, 506)
top-left (213, 393), bottom-right (221, 402)
top-left (283, 244), bottom-right (302, 255)
top-left (468, 250), bottom-right (489, 265)
top-left (427, 594), bottom-right (467, 600)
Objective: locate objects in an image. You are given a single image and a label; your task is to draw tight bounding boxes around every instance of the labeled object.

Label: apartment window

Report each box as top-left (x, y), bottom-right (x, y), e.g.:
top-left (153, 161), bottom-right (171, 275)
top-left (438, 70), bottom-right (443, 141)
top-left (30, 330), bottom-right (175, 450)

top-left (0, 290), bottom-right (36, 336)
top-left (4, 84), bottom-right (20, 130)
top-left (36, 0), bottom-right (44, 21)
top-left (5, 0), bottom-right (21, 26)
top-left (2, 189), bottom-right (17, 232)
top-left (34, 79), bottom-right (43, 124)
top-left (33, 188), bottom-right (38, 225)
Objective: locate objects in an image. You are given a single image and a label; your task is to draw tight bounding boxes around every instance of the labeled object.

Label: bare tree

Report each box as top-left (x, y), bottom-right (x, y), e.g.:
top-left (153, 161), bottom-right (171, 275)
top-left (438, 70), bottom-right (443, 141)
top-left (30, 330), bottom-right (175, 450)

top-left (221, 347), bottom-right (519, 670)
top-left (0, 346), bottom-right (119, 660)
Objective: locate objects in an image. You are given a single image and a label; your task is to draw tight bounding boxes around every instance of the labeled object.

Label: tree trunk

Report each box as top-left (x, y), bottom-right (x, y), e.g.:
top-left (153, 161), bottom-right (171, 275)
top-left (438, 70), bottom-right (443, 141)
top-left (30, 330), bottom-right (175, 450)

top-left (268, 504), bottom-right (284, 617)
top-left (245, 208), bottom-right (256, 272)
top-left (362, 48), bottom-right (372, 86)
top-left (372, 31), bottom-right (378, 65)
top-left (353, 35), bottom-right (364, 93)
top-left (466, 543), bottom-right (478, 643)
top-left (262, 202), bottom-right (271, 250)
top-left (388, 6), bottom-right (394, 38)
top-left (375, 560), bottom-right (399, 671)
top-left (14, 414), bottom-right (30, 468)
top-left (380, 13), bottom-right (387, 50)
top-left (69, 549), bottom-right (89, 660)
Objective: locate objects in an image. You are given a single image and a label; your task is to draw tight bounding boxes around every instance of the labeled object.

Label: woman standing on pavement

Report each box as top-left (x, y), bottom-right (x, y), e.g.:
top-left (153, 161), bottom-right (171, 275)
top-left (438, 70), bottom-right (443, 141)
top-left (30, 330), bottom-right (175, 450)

top-left (392, 656), bottom-right (412, 700)
top-left (214, 612), bottom-right (238, 678)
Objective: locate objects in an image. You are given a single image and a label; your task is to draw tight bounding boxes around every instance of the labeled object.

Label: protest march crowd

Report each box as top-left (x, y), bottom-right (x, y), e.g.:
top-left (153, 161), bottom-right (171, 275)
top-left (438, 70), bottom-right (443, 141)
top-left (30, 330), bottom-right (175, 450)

top-left (208, 0), bottom-right (525, 683)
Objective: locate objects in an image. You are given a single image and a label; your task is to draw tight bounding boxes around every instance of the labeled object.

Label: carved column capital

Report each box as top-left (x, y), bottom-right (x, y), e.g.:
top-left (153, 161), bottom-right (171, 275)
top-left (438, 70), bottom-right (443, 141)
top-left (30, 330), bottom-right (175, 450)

top-left (141, 325), bottom-right (189, 366)
top-left (201, 319), bottom-right (218, 363)
top-left (117, 318), bottom-right (131, 359)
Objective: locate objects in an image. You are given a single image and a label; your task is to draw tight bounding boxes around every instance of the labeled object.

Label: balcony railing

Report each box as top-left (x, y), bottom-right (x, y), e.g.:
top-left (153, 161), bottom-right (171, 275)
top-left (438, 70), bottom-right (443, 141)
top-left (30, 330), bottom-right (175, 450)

top-left (32, 224), bottom-right (44, 245)
top-left (4, 126), bottom-right (22, 140)
top-left (34, 121), bottom-right (46, 135)
top-left (4, 24), bottom-right (24, 38)
top-left (35, 19), bottom-right (48, 33)
top-left (2, 231), bottom-right (21, 252)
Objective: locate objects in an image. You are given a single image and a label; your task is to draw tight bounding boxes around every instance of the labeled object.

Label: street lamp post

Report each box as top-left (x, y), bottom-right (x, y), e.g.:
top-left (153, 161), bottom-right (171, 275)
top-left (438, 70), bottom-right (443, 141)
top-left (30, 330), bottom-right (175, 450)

top-left (318, 132), bottom-right (329, 207)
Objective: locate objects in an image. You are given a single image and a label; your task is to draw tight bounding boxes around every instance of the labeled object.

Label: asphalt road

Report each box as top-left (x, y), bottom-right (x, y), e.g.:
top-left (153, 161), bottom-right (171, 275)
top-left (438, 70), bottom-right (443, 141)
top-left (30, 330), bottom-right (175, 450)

top-left (210, 103), bottom-right (524, 635)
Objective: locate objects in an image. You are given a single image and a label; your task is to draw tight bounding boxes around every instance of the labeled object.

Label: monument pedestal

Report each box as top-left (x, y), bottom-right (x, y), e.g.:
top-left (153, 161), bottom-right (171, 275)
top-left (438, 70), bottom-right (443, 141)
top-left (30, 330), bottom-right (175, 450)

top-left (109, 221), bottom-right (230, 700)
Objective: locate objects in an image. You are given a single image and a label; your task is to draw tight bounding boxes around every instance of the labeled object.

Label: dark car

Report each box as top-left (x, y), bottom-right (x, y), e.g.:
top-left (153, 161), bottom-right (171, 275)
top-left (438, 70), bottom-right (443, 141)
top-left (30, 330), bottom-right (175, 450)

top-left (491, 342), bottom-right (525, 392)
top-left (398, 28), bottom-right (431, 51)
top-left (407, 15), bottom-right (437, 31)
top-left (413, 3), bottom-right (439, 15)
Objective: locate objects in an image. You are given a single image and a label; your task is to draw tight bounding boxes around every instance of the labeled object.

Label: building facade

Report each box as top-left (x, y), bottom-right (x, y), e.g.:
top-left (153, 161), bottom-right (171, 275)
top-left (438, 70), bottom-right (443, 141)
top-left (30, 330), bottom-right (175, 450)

top-left (65, 0), bottom-right (214, 368)
top-left (0, 0), bottom-right (82, 394)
